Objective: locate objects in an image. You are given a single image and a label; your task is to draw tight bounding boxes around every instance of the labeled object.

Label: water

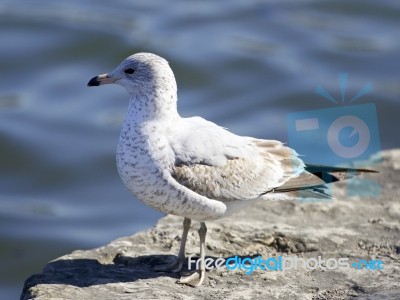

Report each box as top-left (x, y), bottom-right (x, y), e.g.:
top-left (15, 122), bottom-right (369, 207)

top-left (1, 0), bottom-right (399, 298)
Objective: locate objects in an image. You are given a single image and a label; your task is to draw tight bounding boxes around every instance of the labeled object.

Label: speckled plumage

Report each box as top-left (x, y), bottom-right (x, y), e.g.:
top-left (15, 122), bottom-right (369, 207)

top-left (95, 52), bottom-right (307, 222)
top-left (88, 52), bottom-right (368, 286)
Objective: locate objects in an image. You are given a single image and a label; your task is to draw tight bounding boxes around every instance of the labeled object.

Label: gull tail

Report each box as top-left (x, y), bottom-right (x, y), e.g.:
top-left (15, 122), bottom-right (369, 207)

top-left (273, 164), bottom-right (378, 199)
top-left (304, 164), bottom-right (378, 183)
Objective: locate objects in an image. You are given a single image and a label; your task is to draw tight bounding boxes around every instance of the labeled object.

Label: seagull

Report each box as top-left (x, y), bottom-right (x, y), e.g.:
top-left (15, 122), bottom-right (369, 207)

top-left (88, 52), bottom-right (376, 286)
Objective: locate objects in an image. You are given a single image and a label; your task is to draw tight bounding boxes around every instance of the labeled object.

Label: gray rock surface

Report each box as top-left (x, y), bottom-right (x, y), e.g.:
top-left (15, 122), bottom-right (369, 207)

top-left (21, 150), bottom-right (400, 300)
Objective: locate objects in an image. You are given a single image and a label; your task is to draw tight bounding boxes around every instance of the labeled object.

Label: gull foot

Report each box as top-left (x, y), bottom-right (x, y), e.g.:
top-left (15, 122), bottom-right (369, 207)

top-left (178, 270), bottom-right (205, 287)
top-left (153, 257), bottom-right (184, 273)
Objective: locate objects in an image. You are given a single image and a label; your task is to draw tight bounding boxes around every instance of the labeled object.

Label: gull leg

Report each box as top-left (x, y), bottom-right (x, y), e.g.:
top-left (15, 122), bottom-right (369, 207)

top-left (179, 222), bottom-right (207, 287)
top-left (154, 218), bottom-right (191, 272)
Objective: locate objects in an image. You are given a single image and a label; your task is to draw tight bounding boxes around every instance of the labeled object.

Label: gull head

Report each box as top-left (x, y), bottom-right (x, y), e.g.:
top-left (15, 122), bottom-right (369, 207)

top-left (87, 52), bottom-right (177, 98)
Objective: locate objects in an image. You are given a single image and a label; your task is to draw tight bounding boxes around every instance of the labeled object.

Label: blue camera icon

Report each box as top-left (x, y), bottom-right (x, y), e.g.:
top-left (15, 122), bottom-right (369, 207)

top-left (287, 103), bottom-right (380, 167)
top-left (286, 74), bottom-right (381, 201)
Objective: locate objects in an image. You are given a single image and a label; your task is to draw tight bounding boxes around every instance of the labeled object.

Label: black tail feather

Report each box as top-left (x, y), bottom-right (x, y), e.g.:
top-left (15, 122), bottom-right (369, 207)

top-left (272, 164), bottom-right (378, 195)
top-left (305, 164), bottom-right (378, 184)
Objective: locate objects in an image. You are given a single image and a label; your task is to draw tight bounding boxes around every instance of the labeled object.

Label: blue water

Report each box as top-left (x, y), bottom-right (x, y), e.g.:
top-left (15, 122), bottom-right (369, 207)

top-left (1, 1), bottom-right (399, 298)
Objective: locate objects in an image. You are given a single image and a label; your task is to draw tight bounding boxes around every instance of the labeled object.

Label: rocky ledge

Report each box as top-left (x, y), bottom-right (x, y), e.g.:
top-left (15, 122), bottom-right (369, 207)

top-left (22, 150), bottom-right (400, 300)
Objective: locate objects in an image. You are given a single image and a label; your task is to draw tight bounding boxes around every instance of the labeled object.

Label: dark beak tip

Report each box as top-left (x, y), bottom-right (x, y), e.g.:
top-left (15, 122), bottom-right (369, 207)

top-left (87, 76), bottom-right (100, 87)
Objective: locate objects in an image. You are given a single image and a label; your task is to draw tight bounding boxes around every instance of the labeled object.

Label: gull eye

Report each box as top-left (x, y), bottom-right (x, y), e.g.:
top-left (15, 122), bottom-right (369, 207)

top-left (124, 68), bottom-right (135, 74)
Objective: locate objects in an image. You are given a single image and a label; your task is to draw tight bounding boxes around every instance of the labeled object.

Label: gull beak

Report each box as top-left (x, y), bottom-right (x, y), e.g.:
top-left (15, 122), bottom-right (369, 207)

top-left (87, 73), bottom-right (119, 86)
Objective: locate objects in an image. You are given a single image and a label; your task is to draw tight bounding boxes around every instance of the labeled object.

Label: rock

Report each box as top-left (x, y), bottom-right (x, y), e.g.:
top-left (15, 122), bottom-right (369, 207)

top-left (21, 150), bottom-right (400, 300)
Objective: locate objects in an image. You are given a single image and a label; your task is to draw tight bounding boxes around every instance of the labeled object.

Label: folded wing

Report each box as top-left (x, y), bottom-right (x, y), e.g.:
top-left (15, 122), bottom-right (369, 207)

top-left (170, 117), bottom-right (307, 202)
